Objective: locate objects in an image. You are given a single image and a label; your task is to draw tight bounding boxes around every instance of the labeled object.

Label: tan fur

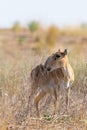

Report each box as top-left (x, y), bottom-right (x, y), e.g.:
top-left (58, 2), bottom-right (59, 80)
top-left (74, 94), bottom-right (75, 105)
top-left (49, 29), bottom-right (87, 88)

top-left (45, 49), bottom-right (74, 111)
top-left (29, 49), bottom-right (74, 117)
top-left (30, 65), bottom-right (64, 116)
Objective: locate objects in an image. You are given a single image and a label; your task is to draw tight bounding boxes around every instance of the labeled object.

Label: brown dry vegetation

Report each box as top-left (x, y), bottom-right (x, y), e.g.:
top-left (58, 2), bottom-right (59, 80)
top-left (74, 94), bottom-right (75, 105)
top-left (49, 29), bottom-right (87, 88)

top-left (0, 27), bottom-right (87, 130)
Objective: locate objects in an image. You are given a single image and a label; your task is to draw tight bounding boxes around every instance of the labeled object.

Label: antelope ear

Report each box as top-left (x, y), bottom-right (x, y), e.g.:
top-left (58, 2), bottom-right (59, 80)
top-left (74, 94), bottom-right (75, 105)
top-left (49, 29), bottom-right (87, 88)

top-left (64, 49), bottom-right (67, 55)
top-left (58, 49), bottom-right (60, 52)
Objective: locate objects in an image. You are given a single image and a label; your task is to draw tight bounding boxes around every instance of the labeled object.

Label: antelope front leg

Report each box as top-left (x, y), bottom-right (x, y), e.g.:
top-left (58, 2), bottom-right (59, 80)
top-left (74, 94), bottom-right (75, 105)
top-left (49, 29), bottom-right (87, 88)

top-left (34, 90), bottom-right (46, 117)
top-left (65, 87), bottom-right (70, 112)
top-left (53, 88), bottom-right (57, 115)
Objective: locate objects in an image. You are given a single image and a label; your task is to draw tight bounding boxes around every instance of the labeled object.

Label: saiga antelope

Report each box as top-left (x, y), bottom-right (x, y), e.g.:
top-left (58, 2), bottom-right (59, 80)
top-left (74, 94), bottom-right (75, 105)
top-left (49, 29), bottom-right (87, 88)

top-left (29, 49), bottom-right (74, 116)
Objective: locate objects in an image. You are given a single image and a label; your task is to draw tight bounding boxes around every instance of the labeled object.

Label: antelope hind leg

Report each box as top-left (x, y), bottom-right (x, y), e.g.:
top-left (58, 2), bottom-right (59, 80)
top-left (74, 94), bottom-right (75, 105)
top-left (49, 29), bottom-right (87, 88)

top-left (34, 90), bottom-right (46, 117)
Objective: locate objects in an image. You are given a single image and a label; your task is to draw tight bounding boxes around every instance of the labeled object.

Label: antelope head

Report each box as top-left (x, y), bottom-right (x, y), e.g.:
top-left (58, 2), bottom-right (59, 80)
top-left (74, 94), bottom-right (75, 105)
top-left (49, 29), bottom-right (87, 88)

top-left (44, 49), bottom-right (68, 72)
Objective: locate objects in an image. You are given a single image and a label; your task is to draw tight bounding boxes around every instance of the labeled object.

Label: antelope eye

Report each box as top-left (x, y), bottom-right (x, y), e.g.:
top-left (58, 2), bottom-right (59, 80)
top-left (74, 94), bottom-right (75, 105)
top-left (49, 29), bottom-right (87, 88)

top-left (56, 54), bottom-right (60, 58)
top-left (55, 57), bottom-right (57, 60)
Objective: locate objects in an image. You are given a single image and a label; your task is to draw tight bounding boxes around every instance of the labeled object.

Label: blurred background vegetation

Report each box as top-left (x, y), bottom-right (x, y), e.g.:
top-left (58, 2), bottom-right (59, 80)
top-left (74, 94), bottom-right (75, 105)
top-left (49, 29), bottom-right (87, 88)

top-left (0, 20), bottom-right (87, 51)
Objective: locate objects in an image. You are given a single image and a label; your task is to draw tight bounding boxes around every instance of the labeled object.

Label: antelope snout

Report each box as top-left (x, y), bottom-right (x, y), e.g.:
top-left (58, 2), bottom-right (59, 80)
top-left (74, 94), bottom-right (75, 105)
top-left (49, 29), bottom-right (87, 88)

top-left (47, 67), bottom-right (51, 71)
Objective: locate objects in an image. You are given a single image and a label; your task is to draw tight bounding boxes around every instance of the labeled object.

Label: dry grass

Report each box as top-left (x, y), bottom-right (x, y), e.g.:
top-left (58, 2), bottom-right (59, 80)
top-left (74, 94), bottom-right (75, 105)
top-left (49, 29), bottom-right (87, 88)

top-left (0, 30), bottom-right (87, 130)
